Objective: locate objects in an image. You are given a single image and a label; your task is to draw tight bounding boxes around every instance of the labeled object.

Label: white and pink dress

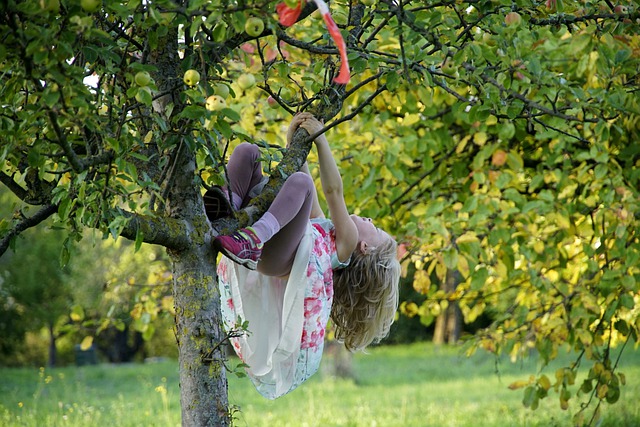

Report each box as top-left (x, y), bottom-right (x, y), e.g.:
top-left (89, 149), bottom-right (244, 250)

top-left (217, 218), bottom-right (349, 399)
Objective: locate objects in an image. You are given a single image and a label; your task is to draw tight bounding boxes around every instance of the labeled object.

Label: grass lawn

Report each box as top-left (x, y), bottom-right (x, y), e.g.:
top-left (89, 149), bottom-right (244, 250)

top-left (1, 342), bottom-right (639, 426)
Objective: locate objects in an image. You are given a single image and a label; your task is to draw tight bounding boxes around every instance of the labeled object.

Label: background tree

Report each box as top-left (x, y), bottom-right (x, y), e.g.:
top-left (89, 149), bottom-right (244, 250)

top-left (1, 1), bottom-right (638, 426)
top-left (0, 192), bottom-right (74, 367)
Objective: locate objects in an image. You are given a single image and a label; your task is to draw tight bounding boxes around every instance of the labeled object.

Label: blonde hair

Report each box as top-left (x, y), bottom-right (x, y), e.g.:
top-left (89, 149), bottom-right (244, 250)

top-left (331, 237), bottom-right (401, 352)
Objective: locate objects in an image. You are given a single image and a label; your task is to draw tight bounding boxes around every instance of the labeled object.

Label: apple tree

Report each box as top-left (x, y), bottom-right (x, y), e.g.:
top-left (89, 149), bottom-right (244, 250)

top-left (1, 0), bottom-right (639, 426)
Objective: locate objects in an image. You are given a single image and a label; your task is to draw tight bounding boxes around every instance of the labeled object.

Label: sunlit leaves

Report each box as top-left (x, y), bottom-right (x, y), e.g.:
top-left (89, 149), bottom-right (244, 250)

top-left (1, 0), bottom-right (639, 422)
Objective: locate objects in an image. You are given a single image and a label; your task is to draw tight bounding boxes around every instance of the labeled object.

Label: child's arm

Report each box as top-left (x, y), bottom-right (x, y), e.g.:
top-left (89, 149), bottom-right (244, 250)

top-left (298, 113), bottom-right (358, 262)
top-left (287, 114), bottom-right (325, 219)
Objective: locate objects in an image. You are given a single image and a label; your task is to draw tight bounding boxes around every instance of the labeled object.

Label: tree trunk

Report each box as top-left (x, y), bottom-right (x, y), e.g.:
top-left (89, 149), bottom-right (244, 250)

top-left (164, 132), bottom-right (230, 425)
top-left (433, 270), bottom-right (462, 345)
top-left (172, 250), bottom-right (229, 426)
top-left (323, 340), bottom-right (354, 379)
top-left (47, 322), bottom-right (57, 367)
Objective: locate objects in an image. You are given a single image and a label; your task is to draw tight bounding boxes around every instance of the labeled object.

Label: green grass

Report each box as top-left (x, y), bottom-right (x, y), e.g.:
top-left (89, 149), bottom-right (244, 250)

top-left (1, 342), bottom-right (639, 426)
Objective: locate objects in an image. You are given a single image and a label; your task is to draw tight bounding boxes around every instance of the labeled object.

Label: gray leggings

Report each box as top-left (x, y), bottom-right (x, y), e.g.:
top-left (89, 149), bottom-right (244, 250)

top-left (227, 143), bottom-right (313, 277)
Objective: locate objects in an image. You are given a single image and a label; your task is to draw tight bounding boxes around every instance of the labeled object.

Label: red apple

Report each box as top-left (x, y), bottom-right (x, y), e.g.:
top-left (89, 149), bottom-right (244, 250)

top-left (505, 12), bottom-right (522, 26)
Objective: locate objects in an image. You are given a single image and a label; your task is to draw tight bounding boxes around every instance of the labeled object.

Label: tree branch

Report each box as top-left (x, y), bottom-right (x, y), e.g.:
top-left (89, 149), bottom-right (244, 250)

top-left (463, 62), bottom-right (598, 123)
top-left (0, 204), bottom-right (58, 257)
top-left (119, 210), bottom-right (191, 251)
top-left (0, 172), bottom-right (28, 201)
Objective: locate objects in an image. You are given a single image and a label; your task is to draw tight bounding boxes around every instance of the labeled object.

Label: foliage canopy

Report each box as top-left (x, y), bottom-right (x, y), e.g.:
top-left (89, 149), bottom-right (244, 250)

top-left (1, 0), bottom-right (639, 425)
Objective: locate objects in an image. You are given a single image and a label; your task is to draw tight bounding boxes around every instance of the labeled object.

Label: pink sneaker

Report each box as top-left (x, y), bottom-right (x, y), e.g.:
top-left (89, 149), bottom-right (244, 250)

top-left (213, 227), bottom-right (262, 270)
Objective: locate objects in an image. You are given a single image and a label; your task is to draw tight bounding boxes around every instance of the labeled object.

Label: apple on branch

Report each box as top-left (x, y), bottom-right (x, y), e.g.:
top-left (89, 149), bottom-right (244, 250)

top-left (206, 95), bottom-right (226, 111)
top-left (134, 71), bottom-right (152, 87)
top-left (80, 0), bottom-right (102, 13)
top-left (183, 69), bottom-right (201, 87)
top-left (214, 83), bottom-right (230, 99)
top-left (40, 0), bottom-right (60, 13)
top-left (245, 17), bottom-right (265, 37)
top-left (505, 12), bottom-right (522, 26)
top-left (267, 96), bottom-right (279, 108)
top-left (237, 73), bottom-right (256, 91)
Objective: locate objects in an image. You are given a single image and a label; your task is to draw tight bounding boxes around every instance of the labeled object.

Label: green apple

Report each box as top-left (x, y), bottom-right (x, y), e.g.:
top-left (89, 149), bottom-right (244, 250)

top-left (441, 60), bottom-right (456, 76)
top-left (206, 95), bottom-right (226, 111)
top-left (361, 0), bottom-right (375, 5)
top-left (183, 69), bottom-right (201, 87)
top-left (481, 32), bottom-right (496, 46)
top-left (134, 71), bottom-right (152, 87)
top-left (80, 0), bottom-right (101, 13)
top-left (244, 17), bottom-right (265, 37)
top-left (237, 73), bottom-right (256, 90)
top-left (279, 87), bottom-right (294, 99)
top-left (214, 83), bottom-right (230, 98)
top-left (40, 0), bottom-right (60, 13)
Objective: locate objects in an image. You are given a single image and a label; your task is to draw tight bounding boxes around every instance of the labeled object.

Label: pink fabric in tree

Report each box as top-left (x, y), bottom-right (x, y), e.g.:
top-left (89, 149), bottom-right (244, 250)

top-left (276, 1), bottom-right (303, 26)
top-left (276, 0), bottom-right (350, 84)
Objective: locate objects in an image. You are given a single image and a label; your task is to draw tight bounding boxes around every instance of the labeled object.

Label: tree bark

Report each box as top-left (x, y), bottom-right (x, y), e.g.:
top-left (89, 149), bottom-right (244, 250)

top-left (172, 249), bottom-right (229, 426)
top-left (323, 340), bottom-right (354, 379)
top-left (433, 270), bottom-right (462, 345)
top-left (47, 322), bottom-right (57, 368)
top-left (160, 136), bottom-right (229, 426)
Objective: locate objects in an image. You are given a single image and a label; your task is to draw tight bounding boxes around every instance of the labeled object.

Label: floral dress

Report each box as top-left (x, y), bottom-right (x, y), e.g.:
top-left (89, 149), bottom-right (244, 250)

top-left (217, 218), bottom-right (348, 399)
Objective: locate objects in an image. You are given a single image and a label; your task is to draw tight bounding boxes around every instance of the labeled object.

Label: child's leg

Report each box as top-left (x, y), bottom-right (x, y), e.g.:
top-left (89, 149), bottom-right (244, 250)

top-left (226, 142), bottom-right (265, 209)
top-left (256, 172), bottom-right (314, 277)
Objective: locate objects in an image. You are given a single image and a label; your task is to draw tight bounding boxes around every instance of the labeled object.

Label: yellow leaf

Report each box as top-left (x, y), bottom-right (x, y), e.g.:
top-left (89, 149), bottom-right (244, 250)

top-left (161, 296), bottom-right (174, 312)
top-left (413, 270), bottom-right (431, 294)
top-left (533, 240), bottom-right (545, 254)
top-left (144, 131), bottom-right (153, 144)
top-left (473, 132), bottom-right (487, 146)
top-left (80, 336), bottom-right (93, 351)
top-left (619, 372), bottom-right (626, 386)
top-left (403, 113), bottom-right (420, 126)
top-left (411, 204), bottom-right (428, 217)
top-left (538, 375), bottom-right (551, 391)
top-left (596, 383), bottom-right (608, 399)
top-left (457, 255), bottom-right (469, 278)
top-left (456, 135), bottom-right (471, 154)
top-left (70, 305), bottom-right (85, 322)
top-left (508, 379), bottom-right (530, 390)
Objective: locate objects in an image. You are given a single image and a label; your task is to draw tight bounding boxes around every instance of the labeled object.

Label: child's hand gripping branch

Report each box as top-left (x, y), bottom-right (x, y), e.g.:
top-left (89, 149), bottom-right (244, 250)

top-left (211, 113), bottom-right (401, 399)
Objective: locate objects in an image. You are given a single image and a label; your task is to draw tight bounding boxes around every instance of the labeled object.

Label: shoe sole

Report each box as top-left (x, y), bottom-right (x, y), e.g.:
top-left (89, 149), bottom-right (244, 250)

top-left (203, 187), bottom-right (233, 222)
top-left (213, 239), bottom-right (259, 270)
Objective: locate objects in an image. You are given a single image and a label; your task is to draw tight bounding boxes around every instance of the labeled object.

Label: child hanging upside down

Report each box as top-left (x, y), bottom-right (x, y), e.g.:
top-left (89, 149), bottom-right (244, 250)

top-left (206, 112), bottom-right (400, 399)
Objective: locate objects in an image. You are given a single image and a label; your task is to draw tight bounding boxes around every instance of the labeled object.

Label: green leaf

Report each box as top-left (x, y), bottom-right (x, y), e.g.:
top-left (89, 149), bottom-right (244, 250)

top-left (442, 246), bottom-right (458, 269)
top-left (221, 107), bottom-right (240, 122)
top-left (179, 105), bottom-right (205, 120)
top-left (470, 267), bottom-right (489, 291)
top-left (523, 386), bottom-right (537, 408)
top-left (135, 227), bottom-right (144, 252)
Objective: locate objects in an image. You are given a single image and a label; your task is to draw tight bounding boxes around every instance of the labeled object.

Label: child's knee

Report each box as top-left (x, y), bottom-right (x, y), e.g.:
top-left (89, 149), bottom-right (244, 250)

top-left (289, 171), bottom-right (314, 191)
top-left (234, 142), bottom-right (260, 160)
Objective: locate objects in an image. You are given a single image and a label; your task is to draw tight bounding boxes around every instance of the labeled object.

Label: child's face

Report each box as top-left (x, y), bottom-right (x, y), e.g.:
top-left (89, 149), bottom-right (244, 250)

top-left (350, 215), bottom-right (390, 248)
